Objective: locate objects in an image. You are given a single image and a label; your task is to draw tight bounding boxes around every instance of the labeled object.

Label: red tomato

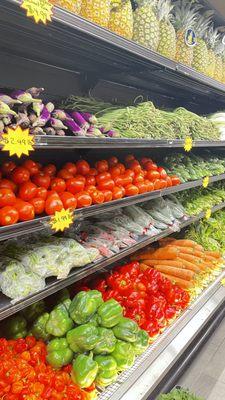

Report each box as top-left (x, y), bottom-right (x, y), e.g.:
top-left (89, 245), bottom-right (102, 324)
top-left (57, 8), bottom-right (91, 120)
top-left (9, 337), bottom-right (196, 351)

top-left (140, 157), bottom-right (152, 166)
top-left (121, 186), bottom-right (126, 196)
top-left (66, 177), bottom-right (85, 194)
top-left (23, 160), bottom-right (39, 176)
top-left (14, 200), bottom-right (35, 221)
top-left (57, 169), bottom-right (73, 180)
top-left (109, 166), bottom-right (121, 179)
top-left (117, 163), bottom-right (126, 174)
top-left (85, 185), bottom-right (97, 194)
top-left (145, 180), bottom-right (154, 192)
top-left (36, 187), bottom-right (47, 200)
top-left (86, 175), bottom-right (96, 186)
top-left (120, 174), bottom-right (133, 187)
top-left (146, 170), bottom-right (160, 180)
top-left (45, 193), bottom-right (63, 215)
top-left (124, 169), bottom-right (135, 179)
top-left (108, 156), bottom-right (118, 167)
top-left (96, 172), bottom-right (111, 185)
top-left (128, 160), bottom-right (142, 174)
top-left (125, 184), bottom-right (139, 196)
top-left (91, 190), bottom-right (105, 204)
top-left (32, 172), bottom-right (51, 189)
top-left (63, 162), bottom-right (77, 175)
top-left (166, 176), bottom-right (172, 187)
top-left (133, 174), bottom-right (144, 184)
top-left (36, 162), bottom-right (42, 170)
top-left (112, 186), bottom-right (123, 200)
top-left (153, 179), bottom-right (162, 190)
top-left (95, 160), bottom-right (109, 173)
top-left (50, 178), bottom-right (66, 193)
top-left (98, 179), bottom-right (115, 191)
top-left (171, 176), bottom-right (181, 186)
top-left (76, 160), bottom-right (90, 176)
top-left (1, 161), bottom-right (16, 176)
top-left (136, 182), bottom-right (148, 194)
top-left (113, 175), bottom-right (123, 187)
top-left (30, 198), bottom-right (45, 215)
top-left (60, 192), bottom-right (77, 210)
top-left (75, 191), bottom-right (92, 208)
top-left (145, 162), bottom-right (158, 171)
top-left (101, 190), bottom-right (113, 202)
top-left (0, 206), bottom-right (19, 226)
top-left (0, 179), bottom-right (17, 193)
top-left (11, 167), bottom-right (30, 185)
top-left (89, 168), bottom-right (98, 176)
top-left (0, 189), bottom-right (16, 207)
top-left (160, 179), bottom-right (167, 189)
top-left (157, 167), bottom-right (167, 179)
top-left (19, 182), bottom-right (37, 201)
top-left (42, 164), bottom-right (56, 177)
top-left (125, 154), bottom-right (135, 163)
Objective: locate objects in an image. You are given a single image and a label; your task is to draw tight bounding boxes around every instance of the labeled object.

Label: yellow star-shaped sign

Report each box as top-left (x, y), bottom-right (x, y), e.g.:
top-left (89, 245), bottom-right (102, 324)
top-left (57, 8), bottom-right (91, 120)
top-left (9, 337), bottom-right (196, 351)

top-left (1, 126), bottom-right (34, 158)
top-left (202, 176), bottom-right (209, 188)
top-left (50, 208), bottom-right (74, 232)
top-left (21, 0), bottom-right (53, 24)
top-left (221, 278), bottom-right (225, 287)
top-left (184, 136), bottom-right (193, 152)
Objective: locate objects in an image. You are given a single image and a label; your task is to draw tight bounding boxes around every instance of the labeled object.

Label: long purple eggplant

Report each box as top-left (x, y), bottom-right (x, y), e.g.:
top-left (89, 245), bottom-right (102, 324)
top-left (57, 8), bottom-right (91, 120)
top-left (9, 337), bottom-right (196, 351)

top-left (63, 118), bottom-right (84, 135)
top-left (0, 94), bottom-right (22, 105)
top-left (11, 90), bottom-right (41, 104)
top-left (33, 106), bottom-right (51, 127)
top-left (0, 101), bottom-right (17, 117)
top-left (69, 111), bottom-right (89, 130)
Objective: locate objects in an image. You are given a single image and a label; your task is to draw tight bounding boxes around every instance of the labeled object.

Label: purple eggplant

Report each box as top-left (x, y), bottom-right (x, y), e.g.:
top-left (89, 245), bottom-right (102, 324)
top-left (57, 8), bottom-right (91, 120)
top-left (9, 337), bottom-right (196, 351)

top-left (0, 94), bottom-right (22, 106)
top-left (30, 127), bottom-right (45, 135)
top-left (33, 107), bottom-right (51, 127)
top-left (0, 120), bottom-right (4, 132)
top-left (44, 127), bottom-right (56, 136)
top-left (63, 118), bottom-right (84, 135)
top-left (32, 102), bottom-right (44, 117)
top-left (46, 102), bottom-right (55, 113)
top-left (52, 109), bottom-right (69, 120)
top-left (11, 90), bottom-right (41, 104)
top-left (80, 112), bottom-right (98, 125)
top-left (56, 130), bottom-right (66, 136)
top-left (69, 111), bottom-right (89, 130)
top-left (16, 113), bottom-right (30, 128)
top-left (2, 116), bottom-right (13, 125)
top-left (87, 126), bottom-right (104, 137)
top-left (0, 101), bottom-right (17, 117)
top-left (29, 113), bottom-right (38, 124)
top-left (49, 118), bottom-right (68, 130)
top-left (105, 130), bottom-right (120, 137)
top-left (27, 87), bottom-right (44, 97)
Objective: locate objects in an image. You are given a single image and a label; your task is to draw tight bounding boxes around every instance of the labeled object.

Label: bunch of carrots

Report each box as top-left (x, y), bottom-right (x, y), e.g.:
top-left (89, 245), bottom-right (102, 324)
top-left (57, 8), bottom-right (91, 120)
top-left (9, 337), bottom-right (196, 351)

top-left (133, 239), bottom-right (223, 294)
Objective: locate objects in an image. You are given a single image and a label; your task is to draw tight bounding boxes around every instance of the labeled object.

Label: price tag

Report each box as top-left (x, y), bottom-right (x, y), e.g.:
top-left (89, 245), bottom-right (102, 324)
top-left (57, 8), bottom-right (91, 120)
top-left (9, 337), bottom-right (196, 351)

top-left (50, 208), bottom-right (74, 232)
top-left (1, 127), bottom-right (34, 158)
top-left (21, 0), bottom-right (53, 24)
top-left (221, 278), bottom-right (225, 287)
top-left (185, 29), bottom-right (197, 47)
top-left (202, 176), bottom-right (209, 188)
top-left (184, 137), bottom-right (193, 152)
top-left (205, 209), bottom-right (212, 220)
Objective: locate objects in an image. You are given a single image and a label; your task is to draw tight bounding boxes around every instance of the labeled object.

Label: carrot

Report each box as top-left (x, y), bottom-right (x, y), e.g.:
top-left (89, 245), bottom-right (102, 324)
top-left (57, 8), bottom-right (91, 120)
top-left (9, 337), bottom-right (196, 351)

top-left (177, 258), bottom-right (201, 273)
top-left (159, 238), bottom-right (175, 247)
top-left (177, 253), bottom-right (209, 270)
top-left (169, 239), bottom-right (203, 251)
top-left (139, 263), bottom-right (151, 271)
top-left (151, 247), bottom-right (179, 260)
top-left (168, 246), bottom-right (206, 259)
top-left (161, 273), bottom-right (193, 289)
top-left (133, 250), bottom-right (156, 261)
top-left (154, 265), bottom-right (195, 281)
top-left (143, 259), bottom-right (184, 268)
top-left (205, 251), bottom-right (221, 259)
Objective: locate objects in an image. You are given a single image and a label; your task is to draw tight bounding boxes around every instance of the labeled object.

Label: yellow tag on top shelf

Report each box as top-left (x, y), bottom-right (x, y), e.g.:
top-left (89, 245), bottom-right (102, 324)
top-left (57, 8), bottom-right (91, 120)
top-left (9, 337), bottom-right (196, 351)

top-left (221, 278), bottom-right (225, 287)
top-left (184, 137), bottom-right (193, 152)
top-left (205, 209), bottom-right (212, 220)
top-left (202, 176), bottom-right (210, 188)
top-left (50, 208), bottom-right (74, 232)
top-left (1, 127), bottom-right (34, 158)
top-left (21, 0), bottom-right (53, 24)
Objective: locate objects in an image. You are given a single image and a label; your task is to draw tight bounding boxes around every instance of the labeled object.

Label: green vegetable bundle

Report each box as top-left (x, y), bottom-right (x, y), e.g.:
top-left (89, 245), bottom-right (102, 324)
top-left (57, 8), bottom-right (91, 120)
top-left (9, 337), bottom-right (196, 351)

top-left (158, 387), bottom-right (204, 400)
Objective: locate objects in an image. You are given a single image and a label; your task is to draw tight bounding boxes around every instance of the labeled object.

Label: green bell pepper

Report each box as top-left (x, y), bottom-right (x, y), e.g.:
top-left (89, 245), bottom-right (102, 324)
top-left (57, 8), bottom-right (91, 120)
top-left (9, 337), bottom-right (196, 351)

top-left (89, 313), bottom-right (99, 326)
top-left (62, 298), bottom-right (72, 311)
top-left (93, 327), bottom-right (117, 355)
top-left (111, 340), bottom-right (135, 371)
top-left (4, 315), bottom-right (27, 339)
top-left (46, 303), bottom-right (74, 337)
top-left (69, 290), bottom-right (103, 325)
top-left (94, 355), bottom-right (118, 387)
top-left (132, 330), bottom-right (149, 355)
top-left (97, 299), bottom-right (123, 328)
top-left (46, 338), bottom-right (73, 369)
top-left (67, 323), bottom-right (99, 353)
top-left (22, 300), bottom-right (45, 322)
top-left (56, 288), bottom-right (70, 304)
top-left (71, 353), bottom-right (98, 389)
top-left (113, 317), bottom-right (139, 343)
top-left (30, 312), bottom-right (52, 341)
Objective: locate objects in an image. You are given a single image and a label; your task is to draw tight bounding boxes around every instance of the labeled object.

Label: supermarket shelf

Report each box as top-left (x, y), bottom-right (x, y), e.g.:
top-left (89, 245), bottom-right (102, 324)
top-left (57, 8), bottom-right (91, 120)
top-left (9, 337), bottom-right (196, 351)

top-left (0, 201), bottom-right (224, 320)
top-left (99, 270), bottom-right (225, 400)
top-left (0, 173), bottom-right (225, 242)
top-left (33, 136), bottom-right (225, 149)
top-left (2, 1), bottom-right (225, 106)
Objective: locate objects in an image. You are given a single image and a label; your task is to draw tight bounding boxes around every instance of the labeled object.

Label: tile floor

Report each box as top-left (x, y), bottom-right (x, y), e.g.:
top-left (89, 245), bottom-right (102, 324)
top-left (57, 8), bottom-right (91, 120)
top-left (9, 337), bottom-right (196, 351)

top-left (177, 317), bottom-right (225, 399)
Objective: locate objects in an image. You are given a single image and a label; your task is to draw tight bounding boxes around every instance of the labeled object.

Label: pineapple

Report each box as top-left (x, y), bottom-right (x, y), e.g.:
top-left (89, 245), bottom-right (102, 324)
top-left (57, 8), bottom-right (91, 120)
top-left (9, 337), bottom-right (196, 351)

top-left (133, 0), bottom-right (160, 51)
top-left (172, 0), bottom-right (202, 66)
top-left (157, 0), bottom-right (176, 60)
top-left (108, 0), bottom-right (133, 40)
top-left (80, 0), bottom-right (111, 28)
top-left (214, 37), bottom-right (225, 82)
top-left (205, 25), bottom-right (220, 78)
top-left (50, 0), bottom-right (82, 15)
top-left (222, 50), bottom-right (225, 84)
top-left (192, 11), bottom-right (213, 75)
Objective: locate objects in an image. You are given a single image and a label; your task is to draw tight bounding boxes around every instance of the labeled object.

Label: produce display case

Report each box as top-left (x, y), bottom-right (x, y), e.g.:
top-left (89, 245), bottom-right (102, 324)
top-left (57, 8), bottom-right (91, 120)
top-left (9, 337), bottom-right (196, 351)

top-left (1, 1), bottom-right (225, 399)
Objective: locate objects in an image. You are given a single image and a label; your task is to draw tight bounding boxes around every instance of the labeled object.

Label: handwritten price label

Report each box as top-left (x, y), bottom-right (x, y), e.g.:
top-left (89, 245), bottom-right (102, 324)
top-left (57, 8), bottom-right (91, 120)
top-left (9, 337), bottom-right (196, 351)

top-left (21, 0), bottom-right (53, 24)
top-left (202, 176), bottom-right (209, 188)
top-left (1, 127), bottom-right (34, 158)
top-left (184, 137), bottom-right (193, 152)
top-left (205, 209), bottom-right (212, 220)
top-left (50, 208), bottom-right (74, 232)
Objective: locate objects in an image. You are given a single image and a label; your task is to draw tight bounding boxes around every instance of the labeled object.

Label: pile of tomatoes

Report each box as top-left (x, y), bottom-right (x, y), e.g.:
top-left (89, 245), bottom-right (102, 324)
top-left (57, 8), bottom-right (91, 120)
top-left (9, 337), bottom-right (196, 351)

top-left (0, 336), bottom-right (89, 400)
top-left (0, 154), bottom-right (180, 226)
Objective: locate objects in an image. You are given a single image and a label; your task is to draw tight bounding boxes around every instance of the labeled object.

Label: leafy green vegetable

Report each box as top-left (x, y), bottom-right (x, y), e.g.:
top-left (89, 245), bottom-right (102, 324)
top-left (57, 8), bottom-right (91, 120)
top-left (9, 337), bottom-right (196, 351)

top-left (158, 388), bottom-right (204, 400)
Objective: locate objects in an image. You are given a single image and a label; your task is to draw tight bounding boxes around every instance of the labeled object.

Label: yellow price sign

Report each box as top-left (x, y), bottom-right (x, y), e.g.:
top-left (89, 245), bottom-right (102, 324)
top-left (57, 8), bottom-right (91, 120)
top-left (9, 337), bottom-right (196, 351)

top-left (205, 209), bottom-right (212, 220)
top-left (184, 136), bottom-right (193, 152)
top-left (221, 278), bottom-right (225, 287)
top-left (50, 208), bottom-right (74, 232)
top-left (202, 176), bottom-right (209, 188)
top-left (1, 127), bottom-right (34, 158)
top-left (21, 0), bottom-right (53, 24)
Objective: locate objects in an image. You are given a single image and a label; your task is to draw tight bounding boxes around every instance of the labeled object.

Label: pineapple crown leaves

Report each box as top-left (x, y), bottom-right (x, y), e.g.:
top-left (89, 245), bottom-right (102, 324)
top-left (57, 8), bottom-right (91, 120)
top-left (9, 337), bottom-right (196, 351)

top-left (205, 24), bottom-right (221, 49)
top-left (193, 10), bottom-right (214, 39)
top-left (171, 0), bottom-right (203, 31)
top-left (157, 0), bottom-right (174, 22)
top-left (214, 34), bottom-right (225, 55)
